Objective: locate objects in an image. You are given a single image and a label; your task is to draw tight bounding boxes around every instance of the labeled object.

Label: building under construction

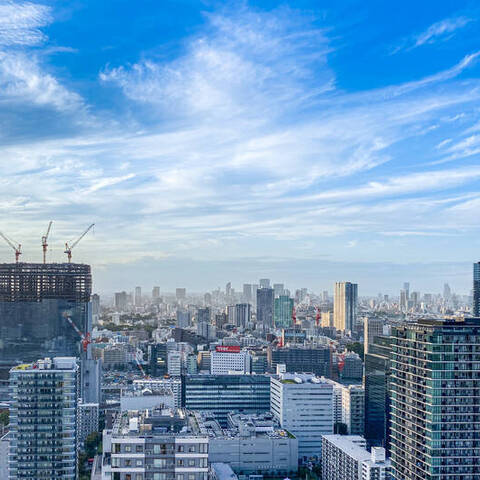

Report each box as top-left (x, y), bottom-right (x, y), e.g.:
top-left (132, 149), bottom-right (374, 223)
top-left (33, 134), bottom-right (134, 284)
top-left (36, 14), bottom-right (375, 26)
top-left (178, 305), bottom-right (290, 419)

top-left (0, 262), bottom-right (92, 363)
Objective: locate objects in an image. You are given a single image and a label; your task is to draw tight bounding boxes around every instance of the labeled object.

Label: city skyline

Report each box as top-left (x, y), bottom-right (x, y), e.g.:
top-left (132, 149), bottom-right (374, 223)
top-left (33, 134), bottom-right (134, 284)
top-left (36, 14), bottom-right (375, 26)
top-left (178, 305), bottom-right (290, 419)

top-left (1, 1), bottom-right (480, 292)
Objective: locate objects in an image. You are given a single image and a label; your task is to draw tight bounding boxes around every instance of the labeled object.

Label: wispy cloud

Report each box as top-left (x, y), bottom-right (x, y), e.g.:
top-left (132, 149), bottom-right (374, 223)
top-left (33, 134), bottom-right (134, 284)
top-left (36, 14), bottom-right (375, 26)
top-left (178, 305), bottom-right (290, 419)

top-left (392, 15), bottom-right (474, 54)
top-left (1, 2), bottom-right (480, 274)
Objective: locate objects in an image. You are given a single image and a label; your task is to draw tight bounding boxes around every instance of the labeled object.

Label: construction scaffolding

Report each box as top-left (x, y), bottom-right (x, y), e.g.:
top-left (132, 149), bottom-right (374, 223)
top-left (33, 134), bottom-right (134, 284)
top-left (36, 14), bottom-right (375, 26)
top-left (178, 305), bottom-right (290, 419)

top-left (0, 263), bottom-right (91, 303)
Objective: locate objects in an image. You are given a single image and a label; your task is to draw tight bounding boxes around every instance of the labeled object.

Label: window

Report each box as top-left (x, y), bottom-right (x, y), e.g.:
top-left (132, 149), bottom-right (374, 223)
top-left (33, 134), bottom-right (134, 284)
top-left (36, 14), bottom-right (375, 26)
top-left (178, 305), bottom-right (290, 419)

top-left (136, 445), bottom-right (143, 453)
top-left (136, 475), bottom-right (143, 480)
top-left (188, 445), bottom-right (196, 453)
top-left (188, 475), bottom-right (195, 480)
top-left (154, 459), bottom-right (167, 468)
top-left (188, 460), bottom-right (195, 466)
top-left (136, 460), bottom-right (143, 466)
top-left (154, 474), bottom-right (167, 480)
top-left (178, 445), bottom-right (184, 452)
top-left (177, 459), bottom-right (184, 466)
top-left (125, 445), bottom-right (132, 452)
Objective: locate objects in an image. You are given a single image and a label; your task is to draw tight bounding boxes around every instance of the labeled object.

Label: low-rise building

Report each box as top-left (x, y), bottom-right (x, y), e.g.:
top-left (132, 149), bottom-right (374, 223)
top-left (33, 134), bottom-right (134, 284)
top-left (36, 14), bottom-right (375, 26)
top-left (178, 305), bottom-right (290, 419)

top-left (321, 435), bottom-right (390, 480)
top-left (194, 412), bottom-right (298, 475)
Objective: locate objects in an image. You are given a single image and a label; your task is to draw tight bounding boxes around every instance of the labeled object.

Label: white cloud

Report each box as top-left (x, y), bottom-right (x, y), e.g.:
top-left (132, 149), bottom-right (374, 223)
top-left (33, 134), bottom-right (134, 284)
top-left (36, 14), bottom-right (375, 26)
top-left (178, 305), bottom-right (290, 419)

top-left (414, 16), bottom-right (473, 47)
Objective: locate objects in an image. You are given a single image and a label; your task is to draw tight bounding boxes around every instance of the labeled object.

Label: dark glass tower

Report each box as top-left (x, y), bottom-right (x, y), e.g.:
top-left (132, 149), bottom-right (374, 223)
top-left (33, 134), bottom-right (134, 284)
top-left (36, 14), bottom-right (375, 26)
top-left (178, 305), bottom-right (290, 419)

top-left (0, 263), bottom-right (91, 362)
top-left (256, 287), bottom-right (274, 330)
top-left (473, 262), bottom-right (480, 316)
top-left (364, 335), bottom-right (391, 451)
top-left (390, 317), bottom-right (480, 480)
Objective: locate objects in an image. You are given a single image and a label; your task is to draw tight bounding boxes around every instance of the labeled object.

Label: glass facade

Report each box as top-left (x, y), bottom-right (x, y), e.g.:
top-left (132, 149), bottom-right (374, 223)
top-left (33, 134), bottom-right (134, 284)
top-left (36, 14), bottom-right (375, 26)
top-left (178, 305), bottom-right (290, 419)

top-left (364, 336), bottom-right (391, 450)
top-left (274, 295), bottom-right (294, 329)
top-left (390, 318), bottom-right (480, 480)
top-left (184, 375), bottom-right (271, 426)
top-left (0, 263), bottom-right (91, 363)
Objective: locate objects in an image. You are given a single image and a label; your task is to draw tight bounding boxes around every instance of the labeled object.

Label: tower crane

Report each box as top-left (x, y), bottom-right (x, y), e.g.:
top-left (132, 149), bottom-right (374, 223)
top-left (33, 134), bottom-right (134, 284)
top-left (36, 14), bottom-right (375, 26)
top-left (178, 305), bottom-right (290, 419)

top-left (64, 224), bottom-right (94, 263)
top-left (41, 221), bottom-right (53, 264)
top-left (0, 231), bottom-right (22, 263)
top-left (63, 313), bottom-right (91, 353)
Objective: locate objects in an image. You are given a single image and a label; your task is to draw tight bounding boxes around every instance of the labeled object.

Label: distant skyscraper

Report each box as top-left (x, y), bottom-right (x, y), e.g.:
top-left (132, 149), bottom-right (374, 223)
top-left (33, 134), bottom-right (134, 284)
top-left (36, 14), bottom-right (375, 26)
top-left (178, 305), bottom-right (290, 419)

top-left (9, 357), bottom-right (79, 479)
top-left (243, 283), bottom-right (252, 302)
top-left (152, 286), bottom-right (160, 300)
top-left (363, 317), bottom-right (383, 354)
top-left (176, 287), bottom-right (186, 300)
top-left (273, 283), bottom-right (284, 297)
top-left (134, 286), bottom-right (142, 306)
top-left (226, 282), bottom-right (232, 297)
top-left (176, 310), bottom-right (191, 328)
top-left (390, 317), bottom-right (480, 480)
top-left (196, 307), bottom-right (211, 324)
top-left (473, 262), bottom-right (480, 316)
top-left (256, 288), bottom-right (274, 329)
top-left (333, 282), bottom-right (358, 333)
top-left (274, 295), bottom-right (294, 328)
top-left (259, 278), bottom-right (271, 288)
top-left (91, 293), bottom-right (100, 315)
top-left (235, 303), bottom-right (251, 328)
top-left (443, 283), bottom-right (451, 301)
top-left (114, 290), bottom-right (127, 310)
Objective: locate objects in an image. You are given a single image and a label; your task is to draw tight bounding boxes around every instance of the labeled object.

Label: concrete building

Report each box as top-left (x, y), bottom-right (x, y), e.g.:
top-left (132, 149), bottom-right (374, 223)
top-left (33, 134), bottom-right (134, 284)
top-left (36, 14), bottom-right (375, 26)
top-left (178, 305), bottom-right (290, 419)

top-left (270, 373), bottom-right (333, 461)
top-left (342, 385), bottom-right (365, 435)
top-left (333, 282), bottom-right (358, 333)
top-left (197, 321), bottom-right (215, 341)
top-left (120, 387), bottom-right (175, 411)
top-left (114, 291), bottom-right (127, 310)
top-left (210, 346), bottom-right (251, 374)
top-left (167, 350), bottom-right (182, 376)
top-left (322, 435), bottom-right (390, 480)
top-left (195, 411), bottom-right (298, 475)
top-left (176, 310), bottom-right (191, 328)
top-left (176, 288), bottom-right (186, 300)
top-left (341, 353), bottom-right (363, 380)
top-left (102, 408), bottom-right (208, 480)
top-left (78, 402), bottom-right (99, 446)
top-left (9, 357), bottom-right (79, 480)
top-left (133, 377), bottom-right (182, 408)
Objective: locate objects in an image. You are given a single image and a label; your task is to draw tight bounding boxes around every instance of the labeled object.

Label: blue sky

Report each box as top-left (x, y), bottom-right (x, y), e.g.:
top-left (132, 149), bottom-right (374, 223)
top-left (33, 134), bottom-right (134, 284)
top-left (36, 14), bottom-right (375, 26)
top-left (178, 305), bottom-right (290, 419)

top-left (1, 0), bottom-right (480, 295)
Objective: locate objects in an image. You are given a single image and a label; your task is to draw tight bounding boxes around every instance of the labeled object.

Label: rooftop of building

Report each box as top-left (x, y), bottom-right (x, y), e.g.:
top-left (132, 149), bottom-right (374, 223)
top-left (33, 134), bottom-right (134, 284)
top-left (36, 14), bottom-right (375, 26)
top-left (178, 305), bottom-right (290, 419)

top-left (210, 463), bottom-right (238, 480)
top-left (11, 357), bottom-right (78, 372)
top-left (277, 373), bottom-right (332, 385)
top-left (193, 411), bottom-right (295, 440)
top-left (112, 407), bottom-right (203, 438)
top-left (322, 435), bottom-right (389, 466)
top-left (121, 387), bottom-right (174, 397)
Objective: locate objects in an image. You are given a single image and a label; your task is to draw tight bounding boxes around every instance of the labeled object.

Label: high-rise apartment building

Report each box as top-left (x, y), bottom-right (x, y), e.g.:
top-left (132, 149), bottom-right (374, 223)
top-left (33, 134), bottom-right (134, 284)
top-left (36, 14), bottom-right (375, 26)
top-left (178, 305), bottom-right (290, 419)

top-left (390, 317), bottom-right (480, 480)
top-left (196, 307), bottom-right (211, 324)
top-left (256, 287), bottom-right (274, 329)
top-left (9, 357), bottom-right (80, 479)
top-left (274, 295), bottom-right (294, 328)
top-left (473, 262), bottom-right (480, 316)
top-left (341, 385), bottom-right (365, 435)
top-left (333, 282), bottom-right (358, 333)
top-left (270, 373), bottom-right (333, 460)
top-left (102, 408), bottom-right (208, 480)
